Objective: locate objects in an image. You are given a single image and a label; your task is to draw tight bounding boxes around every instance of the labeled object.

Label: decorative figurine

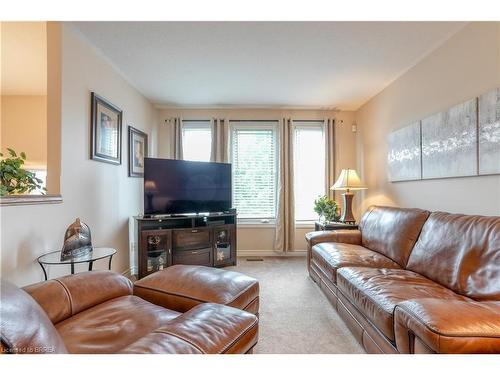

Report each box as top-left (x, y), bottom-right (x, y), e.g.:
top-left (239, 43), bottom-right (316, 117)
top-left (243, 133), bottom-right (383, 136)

top-left (60, 218), bottom-right (93, 261)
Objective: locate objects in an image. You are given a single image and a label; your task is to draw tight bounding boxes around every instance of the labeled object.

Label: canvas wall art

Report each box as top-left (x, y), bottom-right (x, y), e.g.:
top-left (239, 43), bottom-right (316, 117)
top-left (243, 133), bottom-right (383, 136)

top-left (478, 87), bottom-right (500, 175)
top-left (387, 121), bottom-right (422, 181)
top-left (421, 98), bottom-right (477, 179)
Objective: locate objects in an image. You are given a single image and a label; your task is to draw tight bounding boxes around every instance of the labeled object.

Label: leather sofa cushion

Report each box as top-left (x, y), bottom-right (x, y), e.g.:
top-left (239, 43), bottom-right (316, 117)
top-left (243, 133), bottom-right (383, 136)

top-left (406, 212), bottom-right (500, 301)
top-left (134, 265), bottom-right (259, 313)
top-left (120, 303), bottom-right (258, 354)
top-left (394, 299), bottom-right (500, 353)
top-left (337, 267), bottom-right (470, 341)
top-left (311, 242), bottom-right (401, 284)
top-left (0, 280), bottom-right (68, 354)
top-left (56, 295), bottom-right (180, 353)
top-left (359, 206), bottom-right (430, 267)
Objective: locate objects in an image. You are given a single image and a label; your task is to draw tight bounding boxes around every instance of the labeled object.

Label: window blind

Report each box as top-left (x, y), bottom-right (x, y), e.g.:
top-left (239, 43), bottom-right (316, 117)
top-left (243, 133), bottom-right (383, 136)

top-left (230, 122), bottom-right (278, 219)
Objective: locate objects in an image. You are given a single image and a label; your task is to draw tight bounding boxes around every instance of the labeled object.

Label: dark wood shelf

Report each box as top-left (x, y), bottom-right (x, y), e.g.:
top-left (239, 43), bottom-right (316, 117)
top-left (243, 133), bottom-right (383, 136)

top-left (135, 213), bottom-right (237, 279)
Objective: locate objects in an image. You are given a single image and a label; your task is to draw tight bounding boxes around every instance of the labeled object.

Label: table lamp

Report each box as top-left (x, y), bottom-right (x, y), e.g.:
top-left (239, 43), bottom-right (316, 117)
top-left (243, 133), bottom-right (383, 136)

top-left (330, 169), bottom-right (367, 224)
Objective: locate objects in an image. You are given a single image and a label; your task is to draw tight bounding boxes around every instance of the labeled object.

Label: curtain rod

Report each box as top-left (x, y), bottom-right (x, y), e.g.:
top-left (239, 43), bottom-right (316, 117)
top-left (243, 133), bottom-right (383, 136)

top-left (228, 120), bottom-right (279, 122)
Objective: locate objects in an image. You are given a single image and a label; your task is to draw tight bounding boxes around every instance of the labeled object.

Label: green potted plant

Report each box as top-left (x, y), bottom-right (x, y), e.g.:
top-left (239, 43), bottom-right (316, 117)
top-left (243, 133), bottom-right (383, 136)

top-left (0, 148), bottom-right (45, 196)
top-left (313, 195), bottom-right (340, 223)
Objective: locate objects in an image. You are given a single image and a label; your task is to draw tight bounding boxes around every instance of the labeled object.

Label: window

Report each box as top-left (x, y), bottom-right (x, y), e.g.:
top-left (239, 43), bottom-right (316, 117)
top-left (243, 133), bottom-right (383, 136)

top-left (293, 122), bottom-right (325, 221)
top-left (182, 120), bottom-right (212, 162)
top-left (230, 121), bottom-right (278, 219)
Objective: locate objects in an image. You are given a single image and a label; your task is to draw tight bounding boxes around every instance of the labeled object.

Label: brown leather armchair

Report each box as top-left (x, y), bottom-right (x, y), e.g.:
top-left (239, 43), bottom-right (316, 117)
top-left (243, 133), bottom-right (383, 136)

top-left (306, 205), bottom-right (500, 354)
top-left (0, 271), bottom-right (258, 354)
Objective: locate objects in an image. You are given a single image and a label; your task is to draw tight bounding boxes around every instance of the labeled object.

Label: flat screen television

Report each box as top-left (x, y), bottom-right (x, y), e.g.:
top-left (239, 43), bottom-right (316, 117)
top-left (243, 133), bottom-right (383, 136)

top-left (144, 158), bottom-right (232, 216)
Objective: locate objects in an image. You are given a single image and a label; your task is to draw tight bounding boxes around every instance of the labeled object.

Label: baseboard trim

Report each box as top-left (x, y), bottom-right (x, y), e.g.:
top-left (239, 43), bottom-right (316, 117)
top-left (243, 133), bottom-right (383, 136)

top-left (121, 252), bottom-right (305, 275)
top-left (237, 250), bottom-right (306, 257)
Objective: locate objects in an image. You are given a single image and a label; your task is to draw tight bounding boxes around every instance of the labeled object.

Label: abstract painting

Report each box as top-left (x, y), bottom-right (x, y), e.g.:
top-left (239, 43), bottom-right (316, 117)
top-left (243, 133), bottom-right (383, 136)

top-left (421, 98), bottom-right (477, 179)
top-left (478, 88), bottom-right (500, 175)
top-left (387, 122), bottom-right (422, 181)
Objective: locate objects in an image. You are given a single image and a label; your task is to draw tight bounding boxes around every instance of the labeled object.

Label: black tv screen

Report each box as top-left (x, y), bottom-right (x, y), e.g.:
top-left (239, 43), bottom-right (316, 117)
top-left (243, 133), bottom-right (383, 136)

top-left (144, 158), bottom-right (232, 215)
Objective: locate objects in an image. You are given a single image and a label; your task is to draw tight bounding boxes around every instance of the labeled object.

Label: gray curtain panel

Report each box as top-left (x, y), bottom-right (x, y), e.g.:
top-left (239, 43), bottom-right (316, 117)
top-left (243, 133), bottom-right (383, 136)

top-left (274, 118), bottom-right (295, 252)
top-left (210, 118), bottom-right (229, 163)
top-left (171, 117), bottom-right (183, 160)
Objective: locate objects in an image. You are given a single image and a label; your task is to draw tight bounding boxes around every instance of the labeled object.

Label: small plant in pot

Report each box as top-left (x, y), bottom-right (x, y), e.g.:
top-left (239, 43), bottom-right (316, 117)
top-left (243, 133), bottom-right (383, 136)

top-left (314, 195), bottom-right (340, 224)
top-left (0, 148), bottom-right (45, 196)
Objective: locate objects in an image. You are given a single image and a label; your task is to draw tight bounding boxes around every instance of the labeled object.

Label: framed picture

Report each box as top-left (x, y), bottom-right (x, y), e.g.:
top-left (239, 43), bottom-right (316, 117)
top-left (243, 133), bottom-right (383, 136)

top-left (90, 92), bottom-right (122, 165)
top-left (128, 126), bottom-right (148, 177)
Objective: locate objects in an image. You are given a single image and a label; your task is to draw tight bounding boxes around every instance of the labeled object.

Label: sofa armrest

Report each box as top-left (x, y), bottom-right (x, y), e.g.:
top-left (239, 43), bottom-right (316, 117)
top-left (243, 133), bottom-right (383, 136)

top-left (306, 230), bottom-right (362, 268)
top-left (305, 229), bottom-right (362, 248)
top-left (23, 271), bottom-right (133, 324)
top-left (120, 303), bottom-right (258, 354)
top-left (394, 299), bottom-right (500, 354)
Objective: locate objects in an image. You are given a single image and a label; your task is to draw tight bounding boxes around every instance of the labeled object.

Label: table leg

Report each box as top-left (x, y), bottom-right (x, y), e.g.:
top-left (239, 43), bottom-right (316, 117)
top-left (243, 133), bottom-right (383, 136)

top-left (88, 261), bottom-right (94, 271)
top-left (108, 254), bottom-right (114, 270)
top-left (38, 262), bottom-right (48, 281)
top-left (71, 263), bottom-right (75, 274)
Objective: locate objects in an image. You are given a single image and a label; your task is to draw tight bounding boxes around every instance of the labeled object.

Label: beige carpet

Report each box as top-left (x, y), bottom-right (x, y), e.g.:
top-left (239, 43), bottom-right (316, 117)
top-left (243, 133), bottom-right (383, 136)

top-left (228, 257), bottom-right (364, 354)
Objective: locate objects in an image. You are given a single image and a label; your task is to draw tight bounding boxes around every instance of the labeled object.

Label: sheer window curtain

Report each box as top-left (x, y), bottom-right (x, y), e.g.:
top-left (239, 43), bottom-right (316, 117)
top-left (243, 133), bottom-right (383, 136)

top-left (324, 118), bottom-right (336, 200)
top-left (169, 117), bottom-right (183, 160)
top-left (274, 118), bottom-right (295, 252)
top-left (210, 118), bottom-right (229, 163)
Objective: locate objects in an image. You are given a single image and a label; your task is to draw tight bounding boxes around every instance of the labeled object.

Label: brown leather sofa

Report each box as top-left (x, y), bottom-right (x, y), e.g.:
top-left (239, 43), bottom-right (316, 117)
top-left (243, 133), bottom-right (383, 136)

top-left (0, 270), bottom-right (258, 354)
top-left (306, 205), bottom-right (500, 354)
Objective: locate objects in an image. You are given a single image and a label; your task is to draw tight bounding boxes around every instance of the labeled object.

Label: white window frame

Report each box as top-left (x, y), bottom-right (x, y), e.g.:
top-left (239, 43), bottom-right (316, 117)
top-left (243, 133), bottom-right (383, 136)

top-left (293, 120), bottom-right (326, 226)
top-left (229, 121), bottom-right (279, 224)
top-left (181, 120), bottom-right (212, 162)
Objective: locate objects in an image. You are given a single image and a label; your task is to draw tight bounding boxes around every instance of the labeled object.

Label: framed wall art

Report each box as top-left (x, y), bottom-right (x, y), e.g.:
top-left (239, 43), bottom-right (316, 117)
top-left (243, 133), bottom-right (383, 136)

top-left (128, 126), bottom-right (148, 177)
top-left (387, 121), bottom-right (422, 182)
top-left (421, 98), bottom-right (477, 179)
top-left (90, 92), bottom-right (122, 165)
top-left (478, 87), bottom-right (500, 175)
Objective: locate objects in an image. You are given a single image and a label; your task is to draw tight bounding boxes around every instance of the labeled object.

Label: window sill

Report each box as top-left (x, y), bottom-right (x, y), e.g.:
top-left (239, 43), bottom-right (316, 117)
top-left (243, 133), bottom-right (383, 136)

top-left (295, 221), bottom-right (316, 229)
top-left (236, 219), bottom-right (315, 229)
top-left (0, 194), bottom-right (63, 206)
top-left (238, 218), bottom-right (276, 228)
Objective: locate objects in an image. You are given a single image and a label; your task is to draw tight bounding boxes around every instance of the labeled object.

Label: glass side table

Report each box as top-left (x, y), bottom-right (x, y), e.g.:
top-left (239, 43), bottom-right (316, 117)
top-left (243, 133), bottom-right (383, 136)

top-left (37, 247), bottom-right (117, 280)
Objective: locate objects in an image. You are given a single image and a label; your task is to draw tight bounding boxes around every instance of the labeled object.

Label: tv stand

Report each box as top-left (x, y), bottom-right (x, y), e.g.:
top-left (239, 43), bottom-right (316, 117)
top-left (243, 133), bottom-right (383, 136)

top-left (133, 211), bottom-right (237, 279)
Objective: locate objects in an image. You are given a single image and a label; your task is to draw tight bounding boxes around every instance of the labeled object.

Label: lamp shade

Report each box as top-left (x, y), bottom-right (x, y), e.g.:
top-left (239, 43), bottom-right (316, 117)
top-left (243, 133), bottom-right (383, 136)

top-left (331, 169), bottom-right (367, 191)
top-left (144, 180), bottom-right (158, 192)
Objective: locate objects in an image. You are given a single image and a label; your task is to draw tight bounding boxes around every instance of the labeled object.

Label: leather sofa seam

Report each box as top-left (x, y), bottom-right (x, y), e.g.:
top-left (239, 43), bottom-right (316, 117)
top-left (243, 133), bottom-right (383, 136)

top-left (134, 285), bottom-right (208, 304)
top-left (226, 283), bottom-right (258, 305)
top-left (241, 296), bottom-right (259, 312)
top-left (153, 328), bottom-right (206, 353)
top-left (218, 318), bottom-right (259, 354)
top-left (394, 305), bottom-right (500, 339)
top-left (54, 279), bottom-right (74, 316)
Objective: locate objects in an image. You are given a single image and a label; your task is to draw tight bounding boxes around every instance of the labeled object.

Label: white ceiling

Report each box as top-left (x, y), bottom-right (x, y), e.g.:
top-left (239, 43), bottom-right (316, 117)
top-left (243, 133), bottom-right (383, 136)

top-left (72, 22), bottom-right (466, 110)
top-left (1, 22), bottom-right (47, 95)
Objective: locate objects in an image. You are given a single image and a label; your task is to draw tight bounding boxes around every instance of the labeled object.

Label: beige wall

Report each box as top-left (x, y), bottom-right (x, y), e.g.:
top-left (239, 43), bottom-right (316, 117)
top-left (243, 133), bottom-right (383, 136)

top-left (355, 22), bottom-right (500, 217)
top-left (157, 108), bottom-right (357, 252)
top-left (1, 24), bottom-right (158, 286)
top-left (1, 95), bottom-right (47, 169)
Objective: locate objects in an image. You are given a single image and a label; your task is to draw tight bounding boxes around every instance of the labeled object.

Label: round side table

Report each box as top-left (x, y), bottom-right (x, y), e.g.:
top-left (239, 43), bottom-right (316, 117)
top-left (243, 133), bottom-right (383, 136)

top-left (37, 247), bottom-right (117, 280)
